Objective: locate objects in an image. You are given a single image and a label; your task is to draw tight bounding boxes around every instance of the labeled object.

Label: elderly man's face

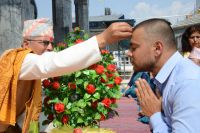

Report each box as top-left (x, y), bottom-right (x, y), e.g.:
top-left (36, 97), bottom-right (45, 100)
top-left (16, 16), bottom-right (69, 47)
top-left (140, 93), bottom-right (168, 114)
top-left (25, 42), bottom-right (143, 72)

top-left (127, 28), bottom-right (156, 72)
top-left (23, 36), bottom-right (54, 55)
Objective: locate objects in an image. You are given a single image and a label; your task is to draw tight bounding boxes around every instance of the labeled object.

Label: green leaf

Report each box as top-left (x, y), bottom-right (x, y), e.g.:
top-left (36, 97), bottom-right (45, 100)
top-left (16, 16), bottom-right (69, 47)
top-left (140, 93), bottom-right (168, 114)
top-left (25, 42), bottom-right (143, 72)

top-left (90, 70), bottom-right (98, 79)
top-left (77, 100), bottom-right (86, 108)
top-left (48, 98), bottom-right (59, 104)
top-left (64, 109), bottom-right (71, 114)
top-left (97, 103), bottom-right (105, 113)
top-left (71, 107), bottom-right (79, 112)
top-left (84, 82), bottom-right (89, 89)
top-left (68, 43), bottom-right (74, 47)
top-left (94, 113), bottom-right (101, 120)
top-left (53, 119), bottom-right (62, 127)
top-left (83, 70), bottom-right (90, 75)
top-left (77, 117), bottom-right (84, 123)
top-left (66, 103), bottom-right (72, 109)
top-left (93, 92), bottom-right (100, 99)
top-left (63, 98), bottom-right (68, 105)
top-left (75, 71), bottom-right (81, 78)
top-left (83, 33), bottom-right (89, 40)
top-left (102, 74), bottom-right (107, 80)
top-left (83, 93), bottom-right (91, 99)
top-left (76, 79), bottom-right (83, 85)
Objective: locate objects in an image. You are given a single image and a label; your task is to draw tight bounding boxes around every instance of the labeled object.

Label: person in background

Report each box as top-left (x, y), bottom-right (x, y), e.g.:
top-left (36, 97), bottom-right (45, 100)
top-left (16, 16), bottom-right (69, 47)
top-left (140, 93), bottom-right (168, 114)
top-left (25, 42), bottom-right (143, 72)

top-left (182, 24), bottom-right (200, 66)
top-left (128, 18), bottom-right (200, 133)
top-left (0, 18), bottom-right (133, 133)
top-left (123, 71), bottom-right (154, 98)
top-left (123, 71), bottom-right (155, 124)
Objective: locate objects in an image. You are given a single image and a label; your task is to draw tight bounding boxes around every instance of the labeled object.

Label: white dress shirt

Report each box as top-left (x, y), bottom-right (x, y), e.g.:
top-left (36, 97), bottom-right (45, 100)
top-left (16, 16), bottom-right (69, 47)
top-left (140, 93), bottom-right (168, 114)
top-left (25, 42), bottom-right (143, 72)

top-left (150, 52), bottom-right (200, 133)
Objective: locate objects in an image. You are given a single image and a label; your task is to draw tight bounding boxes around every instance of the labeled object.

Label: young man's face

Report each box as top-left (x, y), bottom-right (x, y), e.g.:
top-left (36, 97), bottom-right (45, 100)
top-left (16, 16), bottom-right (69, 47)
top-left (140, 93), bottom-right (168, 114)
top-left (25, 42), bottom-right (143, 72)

top-left (23, 36), bottom-right (54, 55)
top-left (128, 28), bottom-right (156, 72)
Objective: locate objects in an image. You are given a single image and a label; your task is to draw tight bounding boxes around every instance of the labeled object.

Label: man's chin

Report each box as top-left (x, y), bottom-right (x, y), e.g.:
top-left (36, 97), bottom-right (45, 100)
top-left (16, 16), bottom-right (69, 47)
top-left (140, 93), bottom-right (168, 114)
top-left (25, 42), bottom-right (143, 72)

top-left (133, 66), bottom-right (143, 72)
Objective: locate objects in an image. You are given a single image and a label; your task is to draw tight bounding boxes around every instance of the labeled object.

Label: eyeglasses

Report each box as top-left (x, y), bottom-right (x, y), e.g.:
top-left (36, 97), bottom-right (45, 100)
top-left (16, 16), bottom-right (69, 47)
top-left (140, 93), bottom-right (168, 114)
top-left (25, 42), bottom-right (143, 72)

top-left (26, 39), bottom-right (54, 46)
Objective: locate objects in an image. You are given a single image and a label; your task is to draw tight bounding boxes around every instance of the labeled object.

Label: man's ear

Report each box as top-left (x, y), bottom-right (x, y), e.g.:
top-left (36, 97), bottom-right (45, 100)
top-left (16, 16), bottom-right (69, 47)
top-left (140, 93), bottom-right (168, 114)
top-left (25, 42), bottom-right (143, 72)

top-left (153, 41), bottom-right (163, 56)
top-left (22, 40), bottom-right (29, 48)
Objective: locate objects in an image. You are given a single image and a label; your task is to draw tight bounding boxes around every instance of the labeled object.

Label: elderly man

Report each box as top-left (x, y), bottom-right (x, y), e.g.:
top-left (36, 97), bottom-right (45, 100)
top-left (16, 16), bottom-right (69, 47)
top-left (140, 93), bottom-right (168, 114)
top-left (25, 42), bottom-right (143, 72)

top-left (0, 18), bottom-right (132, 133)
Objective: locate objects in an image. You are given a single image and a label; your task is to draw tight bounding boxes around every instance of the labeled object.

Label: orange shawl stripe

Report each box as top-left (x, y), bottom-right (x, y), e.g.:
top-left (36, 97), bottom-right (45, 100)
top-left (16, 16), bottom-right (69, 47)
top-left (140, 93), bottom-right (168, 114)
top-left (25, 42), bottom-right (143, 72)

top-left (0, 48), bottom-right (31, 125)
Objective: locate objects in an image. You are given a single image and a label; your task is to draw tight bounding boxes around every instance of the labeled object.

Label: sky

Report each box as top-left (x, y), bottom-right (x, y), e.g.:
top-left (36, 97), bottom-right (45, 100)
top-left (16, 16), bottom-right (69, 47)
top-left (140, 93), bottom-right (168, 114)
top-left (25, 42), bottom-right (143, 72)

top-left (35, 0), bottom-right (196, 25)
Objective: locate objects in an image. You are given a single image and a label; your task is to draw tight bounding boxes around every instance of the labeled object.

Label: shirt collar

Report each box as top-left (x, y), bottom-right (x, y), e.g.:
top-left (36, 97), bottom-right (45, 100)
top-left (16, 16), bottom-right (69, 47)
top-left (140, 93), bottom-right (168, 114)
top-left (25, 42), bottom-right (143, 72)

top-left (154, 51), bottom-right (182, 89)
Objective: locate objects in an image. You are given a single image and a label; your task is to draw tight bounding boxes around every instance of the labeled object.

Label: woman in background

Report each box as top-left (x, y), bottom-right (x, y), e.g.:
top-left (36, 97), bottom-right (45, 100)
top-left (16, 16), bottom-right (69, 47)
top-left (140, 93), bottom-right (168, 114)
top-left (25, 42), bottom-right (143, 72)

top-left (182, 24), bottom-right (200, 66)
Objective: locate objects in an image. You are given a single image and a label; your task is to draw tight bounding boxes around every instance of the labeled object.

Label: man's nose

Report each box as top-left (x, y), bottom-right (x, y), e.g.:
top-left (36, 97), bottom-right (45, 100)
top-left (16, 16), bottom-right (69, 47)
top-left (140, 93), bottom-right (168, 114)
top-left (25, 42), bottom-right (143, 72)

top-left (46, 43), bottom-right (54, 52)
top-left (127, 50), bottom-right (132, 57)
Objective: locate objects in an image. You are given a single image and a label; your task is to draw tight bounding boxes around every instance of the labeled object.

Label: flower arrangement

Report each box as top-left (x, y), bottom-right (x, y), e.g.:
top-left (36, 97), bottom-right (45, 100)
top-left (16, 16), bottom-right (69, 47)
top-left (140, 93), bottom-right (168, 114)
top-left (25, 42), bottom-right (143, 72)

top-left (42, 27), bottom-right (122, 129)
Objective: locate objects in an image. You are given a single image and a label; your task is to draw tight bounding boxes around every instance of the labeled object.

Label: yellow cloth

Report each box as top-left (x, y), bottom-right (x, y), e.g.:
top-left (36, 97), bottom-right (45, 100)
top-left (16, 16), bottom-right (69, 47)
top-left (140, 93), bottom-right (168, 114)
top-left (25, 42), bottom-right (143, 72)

top-left (0, 48), bottom-right (42, 133)
top-left (183, 52), bottom-right (190, 58)
top-left (51, 125), bottom-right (116, 133)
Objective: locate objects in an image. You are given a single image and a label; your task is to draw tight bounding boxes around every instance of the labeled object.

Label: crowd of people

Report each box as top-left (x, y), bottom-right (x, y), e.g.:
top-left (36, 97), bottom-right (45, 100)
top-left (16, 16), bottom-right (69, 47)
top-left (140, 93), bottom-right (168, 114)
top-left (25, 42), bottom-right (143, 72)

top-left (0, 16), bottom-right (200, 133)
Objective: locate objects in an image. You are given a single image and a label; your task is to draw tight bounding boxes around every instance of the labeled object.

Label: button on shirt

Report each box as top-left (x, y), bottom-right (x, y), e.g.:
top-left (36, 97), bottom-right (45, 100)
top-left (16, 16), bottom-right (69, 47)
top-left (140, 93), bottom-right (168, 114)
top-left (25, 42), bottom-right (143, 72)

top-left (150, 52), bottom-right (200, 133)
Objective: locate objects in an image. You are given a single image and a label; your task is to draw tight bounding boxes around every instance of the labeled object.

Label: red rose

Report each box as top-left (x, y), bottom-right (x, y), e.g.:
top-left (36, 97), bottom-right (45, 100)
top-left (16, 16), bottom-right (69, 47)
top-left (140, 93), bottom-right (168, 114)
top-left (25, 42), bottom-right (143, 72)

top-left (110, 98), bottom-right (116, 104)
top-left (100, 114), bottom-right (106, 121)
top-left (86, 84), bottom-right (96, 94)
top-left (73, 128), bottom-right (82, 133)
top-left (100, 77), bottom-right (107, 83)
top-left (101, 50), bottom-right (109, 54)
top-left (47, 114), bottom-right (54, 121)
top-left (53, 77), bottom-right (60, 81)
top-left (75, 39), bottom-right (84, 44)
top-left (105, 72), bottom-right (113, 78)
top-left (54, 103), bottom-right (65, 113)
top-left (106, 84), bottom-right (114, 89)
top-left (44, 97), bottom-right (51, 107)
top-left (52, 81), bottom-right (60, 90)
top-left (57, 42), bottom-right (67, 47)
top-left (91, 101), bottom-right (98, 109)
top-left (42, 79), bottom-right (51, 88)
top-left (107, 64), bottom-right (116, 72)
top-left (89, 64), bottom-right (97, 70)
top-left (102, 98), bottom-right (112, 108)
top-left (68, 82), bottom-right (76, 90)
top-left (114, 77), bottom-right (122, 85)
top-left (62, 115), bottom-right (69, 124)
top-left (95, 65), bottom-right (104, 74)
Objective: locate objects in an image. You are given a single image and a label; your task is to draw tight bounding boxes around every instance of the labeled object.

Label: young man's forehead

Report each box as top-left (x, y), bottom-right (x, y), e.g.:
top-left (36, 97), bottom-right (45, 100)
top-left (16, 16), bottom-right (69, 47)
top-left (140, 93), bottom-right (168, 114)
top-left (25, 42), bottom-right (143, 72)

top-left (130, 40), bottom-right (140, 47)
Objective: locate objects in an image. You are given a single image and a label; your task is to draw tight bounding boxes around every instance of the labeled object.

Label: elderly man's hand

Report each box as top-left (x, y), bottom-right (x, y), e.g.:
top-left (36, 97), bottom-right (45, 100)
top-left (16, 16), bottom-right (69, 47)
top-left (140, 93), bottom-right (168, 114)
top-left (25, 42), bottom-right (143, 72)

top-left (135, 78), bottom-right (162, 117)
top-left (96, 22), bottom-right (132, 48)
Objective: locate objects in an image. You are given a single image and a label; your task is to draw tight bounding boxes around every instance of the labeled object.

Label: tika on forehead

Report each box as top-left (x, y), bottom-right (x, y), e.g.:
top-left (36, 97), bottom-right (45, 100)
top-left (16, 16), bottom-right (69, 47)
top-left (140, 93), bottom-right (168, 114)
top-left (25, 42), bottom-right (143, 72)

top-left (23, 18), bottom-right (54, 40)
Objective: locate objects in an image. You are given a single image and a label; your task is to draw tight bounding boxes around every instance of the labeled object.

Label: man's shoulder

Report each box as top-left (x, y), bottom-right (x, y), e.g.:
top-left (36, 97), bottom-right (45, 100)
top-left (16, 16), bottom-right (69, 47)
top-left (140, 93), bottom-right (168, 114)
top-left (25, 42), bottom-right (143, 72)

top-left (1, 48), bottom-right (32, 62)
top-left (1, 48), bottom-right (31, 56)
top-left (173, 58), bottom-right (200, 81)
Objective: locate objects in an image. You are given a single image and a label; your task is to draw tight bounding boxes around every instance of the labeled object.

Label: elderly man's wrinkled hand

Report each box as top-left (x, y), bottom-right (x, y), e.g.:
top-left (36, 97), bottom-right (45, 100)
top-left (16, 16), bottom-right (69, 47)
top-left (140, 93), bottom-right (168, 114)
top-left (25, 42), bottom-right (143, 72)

top-left (96, 22), bottom-right (133, 48)
top-left (135, 78), bottom-right (162, 117)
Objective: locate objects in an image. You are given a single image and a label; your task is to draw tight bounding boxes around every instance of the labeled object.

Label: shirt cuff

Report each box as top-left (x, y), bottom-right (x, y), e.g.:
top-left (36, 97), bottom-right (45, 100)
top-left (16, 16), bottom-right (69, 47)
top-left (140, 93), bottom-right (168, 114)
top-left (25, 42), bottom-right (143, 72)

top-left (150, 112), bottom-right (163, 129)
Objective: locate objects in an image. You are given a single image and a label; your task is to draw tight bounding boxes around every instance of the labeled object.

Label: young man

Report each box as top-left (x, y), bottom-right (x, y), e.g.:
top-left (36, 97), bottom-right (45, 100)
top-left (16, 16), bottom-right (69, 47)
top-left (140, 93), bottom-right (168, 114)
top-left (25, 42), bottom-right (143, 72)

top-left (0, 18), bottom-right (132, 133)
top-left (128, 18), bottom-right (200, 133)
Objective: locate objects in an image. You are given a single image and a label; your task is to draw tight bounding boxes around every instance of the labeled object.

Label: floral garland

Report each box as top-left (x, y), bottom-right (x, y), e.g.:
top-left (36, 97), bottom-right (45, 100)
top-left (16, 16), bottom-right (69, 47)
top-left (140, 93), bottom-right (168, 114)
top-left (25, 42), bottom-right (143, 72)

top-left (42, 27), bottom-right (122, 128)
